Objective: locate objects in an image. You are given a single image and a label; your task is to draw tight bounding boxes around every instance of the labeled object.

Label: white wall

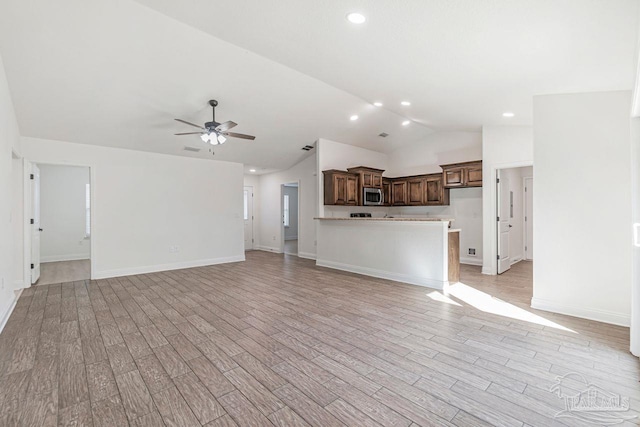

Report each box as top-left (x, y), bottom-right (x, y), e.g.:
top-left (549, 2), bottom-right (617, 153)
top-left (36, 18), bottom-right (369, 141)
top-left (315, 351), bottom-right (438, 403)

top-left (631, 117), bottom-right (640, 355)
top-left (39, 164), bottom-right (91, 262)
top-left (21, 137), bottom-right (245, 279)
top-left (532, 91), bottom-right (632, 326)
top-left (481, 126), bottom-right (533, 274)
top-left (0, 52), bottom-right (23, 332)
top-left (386, 132), bottom-right (482, 176)
top-left (258, 154), bottom-right (317, 259)
top-left (243, 174), bottom-right (260, 249)
top-left (283, 185), bottom-right (298, 240)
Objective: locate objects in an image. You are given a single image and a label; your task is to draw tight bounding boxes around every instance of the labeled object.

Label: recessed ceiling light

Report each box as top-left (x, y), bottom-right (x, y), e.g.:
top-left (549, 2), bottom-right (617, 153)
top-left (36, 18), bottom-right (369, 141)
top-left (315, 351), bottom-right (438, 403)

top-left (402, 120), bottom-right (410, 126)
top-left (401, 101), bottom-right (411, 106)
top-left (249, 168), bottom-right (256, 172)
top-left (373, 102), bottom-right (383, 107)
top-left (502, 112), bottom-right (515, 118)
top-left (350, 115), bottom-right (359, 121)
top-left (346, 12), bottom-right (366, 24)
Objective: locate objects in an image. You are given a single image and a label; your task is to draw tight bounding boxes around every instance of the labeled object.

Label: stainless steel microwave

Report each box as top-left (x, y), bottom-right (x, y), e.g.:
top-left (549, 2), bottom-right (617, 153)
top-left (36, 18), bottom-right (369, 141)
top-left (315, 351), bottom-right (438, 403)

top-left (363, 187), bottom-right (383, 205)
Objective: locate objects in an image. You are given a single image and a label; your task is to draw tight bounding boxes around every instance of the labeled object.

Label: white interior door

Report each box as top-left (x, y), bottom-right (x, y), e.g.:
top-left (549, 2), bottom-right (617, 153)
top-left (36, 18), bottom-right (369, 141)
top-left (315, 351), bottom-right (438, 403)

top-left (31, 164), bottom-right (41, 284)
top-left (524, 177), bottom-right (533, 260)
top-left (497, 171), bottom-right (511, 274)
top-left (243, 186), bottom-right (254, 250)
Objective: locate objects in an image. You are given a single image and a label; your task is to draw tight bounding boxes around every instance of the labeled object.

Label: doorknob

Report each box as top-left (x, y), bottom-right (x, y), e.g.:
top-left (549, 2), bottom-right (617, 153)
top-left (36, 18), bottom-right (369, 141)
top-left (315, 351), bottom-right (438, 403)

top-left (508, 225), bottom-right (512, 228)
top-left (38, 228), bottom-right (43, 232)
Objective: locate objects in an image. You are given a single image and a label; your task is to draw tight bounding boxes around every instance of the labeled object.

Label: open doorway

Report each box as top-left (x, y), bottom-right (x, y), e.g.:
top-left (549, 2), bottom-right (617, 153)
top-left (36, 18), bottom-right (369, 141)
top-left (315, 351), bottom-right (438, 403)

top-left (282, 182), bottom-right (299, 256)
top-left (31, 164), bottom-right (91, 285)
top-left (496, 166), bottom-right (533, 275)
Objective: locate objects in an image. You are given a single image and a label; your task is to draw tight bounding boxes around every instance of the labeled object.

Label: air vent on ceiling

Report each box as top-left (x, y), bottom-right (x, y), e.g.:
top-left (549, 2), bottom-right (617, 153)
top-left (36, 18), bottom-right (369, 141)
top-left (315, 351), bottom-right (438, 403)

top-left (183, 146), bottom-right (201, 152)
top-left (378, 132), bottom-right (389, 138)
top-left (301, 145), bottom-right (314, 151)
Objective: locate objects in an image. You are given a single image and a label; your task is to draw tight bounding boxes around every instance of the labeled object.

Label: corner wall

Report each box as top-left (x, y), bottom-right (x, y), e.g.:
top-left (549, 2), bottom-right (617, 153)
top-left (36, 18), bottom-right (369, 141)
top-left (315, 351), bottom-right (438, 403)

top-left (532, 91), bottom-right (632, 326)
top-left (0, 52), bottom-right (23, 331)
top-left (258, 154), bottom-right (317, 259)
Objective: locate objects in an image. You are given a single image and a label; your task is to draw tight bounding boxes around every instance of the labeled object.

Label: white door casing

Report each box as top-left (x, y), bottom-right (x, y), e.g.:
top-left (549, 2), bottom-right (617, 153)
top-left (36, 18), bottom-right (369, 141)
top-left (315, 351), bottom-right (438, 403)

top-left (497, 171), bottom-right (511, 274)
top-left (243, 186), bottom-right (254, 250)
top-left (31, 164), bottom-right (41, 284)
top-left (524, 177), bottom-right (533, 260)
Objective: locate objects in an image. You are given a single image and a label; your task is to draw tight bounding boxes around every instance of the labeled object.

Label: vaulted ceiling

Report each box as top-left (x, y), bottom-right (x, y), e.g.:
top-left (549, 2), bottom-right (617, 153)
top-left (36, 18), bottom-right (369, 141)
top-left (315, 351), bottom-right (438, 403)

top-left (1, 0), bottom-right (638, 172)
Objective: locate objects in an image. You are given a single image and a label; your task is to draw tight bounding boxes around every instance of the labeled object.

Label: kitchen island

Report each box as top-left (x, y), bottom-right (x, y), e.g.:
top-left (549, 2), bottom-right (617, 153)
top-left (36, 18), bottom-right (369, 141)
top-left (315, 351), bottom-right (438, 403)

top-left (315, 217), bottom-right (458, 290)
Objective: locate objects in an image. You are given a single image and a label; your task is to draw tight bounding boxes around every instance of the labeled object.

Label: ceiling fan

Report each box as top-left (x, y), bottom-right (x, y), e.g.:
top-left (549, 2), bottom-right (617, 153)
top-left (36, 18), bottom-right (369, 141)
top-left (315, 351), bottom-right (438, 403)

top-left (174, 100), bottom-right (255, 146)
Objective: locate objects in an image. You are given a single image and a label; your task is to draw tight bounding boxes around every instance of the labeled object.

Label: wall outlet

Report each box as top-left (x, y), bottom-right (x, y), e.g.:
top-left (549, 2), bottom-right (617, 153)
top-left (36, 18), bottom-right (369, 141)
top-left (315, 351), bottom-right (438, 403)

top-left (468, 248), bottom-right (476, 256)
top-left (169, 245), bottom-right (180, 253)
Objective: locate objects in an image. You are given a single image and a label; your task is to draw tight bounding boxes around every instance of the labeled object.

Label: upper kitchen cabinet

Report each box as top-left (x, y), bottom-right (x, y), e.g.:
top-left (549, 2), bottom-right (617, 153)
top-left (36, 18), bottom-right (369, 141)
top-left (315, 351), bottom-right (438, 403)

top-left (323, 170), bottom-right (359, 205)
top-left (391, 180), bottom-right (408, 205)
top-left (382, 179), bottom-right (392, 206)
top-left (441, 160), bottom-right (483, 188)
top-left (407, 177), bottom-right (425, 205)
top-left (347, 167), bottom-right (384, 188)
top-left (425, 173), bottom-right (450, 206)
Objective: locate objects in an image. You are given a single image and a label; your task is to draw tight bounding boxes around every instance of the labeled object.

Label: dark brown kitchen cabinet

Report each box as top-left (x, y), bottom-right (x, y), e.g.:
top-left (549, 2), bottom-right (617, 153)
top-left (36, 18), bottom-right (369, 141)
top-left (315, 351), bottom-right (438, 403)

top-left (407, 177), bottom-right (425, 205)
top-left (391, 180), bottom-right (408, 205)
top-left (346, 175), bottom-right (359, 205)
top-left (441, 160), bottom-right (483, 188)
top-left (425, 173), bottom-right (449, 206)
top-left (323, 170), bottom-right (358, 205)
top-left (382, 179), bottom-right (392, 206)
top-left (347, 166), bottom-right (384, 189)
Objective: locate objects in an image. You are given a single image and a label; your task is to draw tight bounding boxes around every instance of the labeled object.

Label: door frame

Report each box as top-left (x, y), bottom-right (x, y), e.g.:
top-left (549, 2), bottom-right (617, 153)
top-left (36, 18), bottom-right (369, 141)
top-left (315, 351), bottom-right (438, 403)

top-left (489, 161), bottom-right (533, 275)
top-left (25, 161), bottom-right (96, 282)
top-left (523, 175), bottom-right (533, 260)
top-left (243, 185), bottom-right (254, 250)
top-left (280, 180), bottom-right (301, 255)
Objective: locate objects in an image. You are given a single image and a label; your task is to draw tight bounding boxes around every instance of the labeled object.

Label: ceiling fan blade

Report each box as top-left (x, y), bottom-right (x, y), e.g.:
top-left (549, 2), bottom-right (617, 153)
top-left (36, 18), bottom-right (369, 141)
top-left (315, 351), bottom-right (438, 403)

top-left (174, 118), bottom-right (205, 129)
top-left (223, 132), bottom-right (256, 140)
top-left (174, 132), bottom-right (203, 135)
top-left (215, 121), bottom-right (237, 132)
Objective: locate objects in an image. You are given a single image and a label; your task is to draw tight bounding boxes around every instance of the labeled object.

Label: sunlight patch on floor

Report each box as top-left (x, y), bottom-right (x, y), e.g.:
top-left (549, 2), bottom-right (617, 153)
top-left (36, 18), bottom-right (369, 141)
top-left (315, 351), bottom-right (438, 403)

top-left (428, 282), bottom-right (576, 332)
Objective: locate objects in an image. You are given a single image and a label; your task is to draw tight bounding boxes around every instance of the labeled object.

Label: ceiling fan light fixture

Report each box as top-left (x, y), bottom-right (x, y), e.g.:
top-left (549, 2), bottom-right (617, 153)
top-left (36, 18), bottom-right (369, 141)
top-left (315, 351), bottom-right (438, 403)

top-left (200, 133), bottom-right (210, 143)
top-left (217, 134), bottom-right (227, 144)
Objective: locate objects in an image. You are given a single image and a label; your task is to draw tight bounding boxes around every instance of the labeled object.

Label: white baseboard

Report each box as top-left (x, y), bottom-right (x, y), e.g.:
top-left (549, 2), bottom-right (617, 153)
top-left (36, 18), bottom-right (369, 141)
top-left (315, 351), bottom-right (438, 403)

top-left (481, 267), bottom-right (495, 275)
top-left (13, 279), bottom-right (25, 289)
top-left (93, 255), bottom-right (245, 280)
top-left (460, 257), bottom-right (482, 266)
top-left (41, 254), bottom-right (90, 263)
top-left (284, 236), bottom-right (298, 241)
top-left (298, 251), bottom-right (317, 260)
top-left (0, 289), bottom-right (23, 335)
top-left (256, 246), bottom-right (282, 254)
top-left (510, 255), bottom-right (523, 265)
top-left (531, 297), bottom-right (630, 327)
top-left (315, 259), bottom-right (447, 290)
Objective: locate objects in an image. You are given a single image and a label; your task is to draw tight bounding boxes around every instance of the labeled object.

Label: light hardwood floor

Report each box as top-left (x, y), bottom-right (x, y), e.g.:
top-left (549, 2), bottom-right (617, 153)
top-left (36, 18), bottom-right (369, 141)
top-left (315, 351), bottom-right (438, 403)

top-left (0, 252), bottom-right (637, 426)
top-left (38, 260), bottom-right (90, 286)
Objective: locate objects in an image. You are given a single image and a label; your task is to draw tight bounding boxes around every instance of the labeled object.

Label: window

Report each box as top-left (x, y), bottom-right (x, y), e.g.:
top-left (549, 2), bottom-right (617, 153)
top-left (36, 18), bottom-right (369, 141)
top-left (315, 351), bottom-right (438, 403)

top-left (243, 190), bottom-right (249, 220)
top-left (283, 194), bottom-right (290, 227)
top-left (85, 183), bottom-right (91, 237)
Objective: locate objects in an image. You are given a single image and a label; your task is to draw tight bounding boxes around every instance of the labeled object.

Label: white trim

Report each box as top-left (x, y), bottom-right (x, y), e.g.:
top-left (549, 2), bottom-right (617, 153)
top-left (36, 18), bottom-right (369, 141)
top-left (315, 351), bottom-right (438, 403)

top-left (460, 257), bottom-right (482, 266)
top-left (531, 297), bottom-right (630, 327)
top-left (256, 245), bottom-right (282, 253)
top-left (92, 255), bottom-right (245, 280)
top-left (41, 254), bottom-right (90, 263)
top-left (0, 289), bottom-right (23, 335)
top-left (13, 280), bottom-right (26, 289)
top-left (316, 259), bottom-right (448, 290)
top-left (298, 251), bottom-right (317, 260)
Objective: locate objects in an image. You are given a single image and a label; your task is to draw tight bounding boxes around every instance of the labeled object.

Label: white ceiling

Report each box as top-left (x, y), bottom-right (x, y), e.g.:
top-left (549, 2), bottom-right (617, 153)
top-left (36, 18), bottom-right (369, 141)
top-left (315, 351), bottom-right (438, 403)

top-left (1, 0), bottom-right (638, 172)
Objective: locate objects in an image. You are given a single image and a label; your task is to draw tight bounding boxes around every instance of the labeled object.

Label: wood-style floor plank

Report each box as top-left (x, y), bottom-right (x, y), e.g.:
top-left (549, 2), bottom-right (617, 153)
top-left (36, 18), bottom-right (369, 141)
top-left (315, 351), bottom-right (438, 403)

top-left (0, 253), bottom-right (636, 427)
